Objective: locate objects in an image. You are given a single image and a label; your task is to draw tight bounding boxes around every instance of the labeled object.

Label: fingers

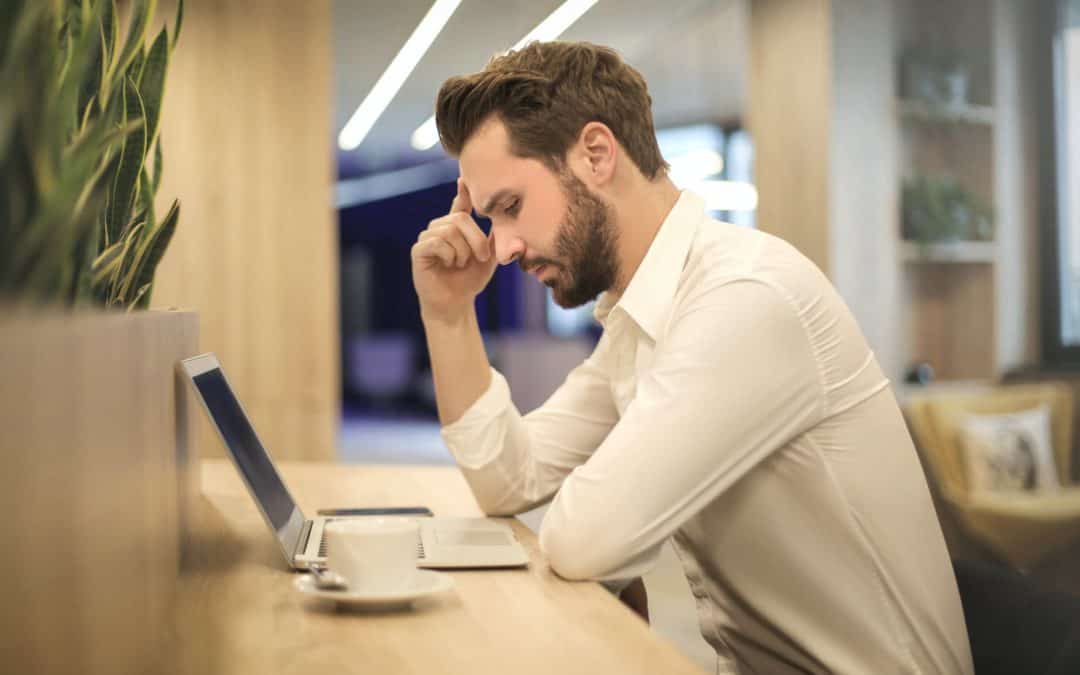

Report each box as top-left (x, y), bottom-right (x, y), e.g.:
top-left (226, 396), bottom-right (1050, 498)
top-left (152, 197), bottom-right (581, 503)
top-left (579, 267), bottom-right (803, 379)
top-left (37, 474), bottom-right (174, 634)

top-left (452, 214), bottom-right (490, 261)
top-left (415, 213), bottom-right (491, 268)
top-left (425, 224), bottom-right (470, 267)
top-left (412, 237), bottom-right (456, 268)
top-left (449, 177), bottom-right (473, 215)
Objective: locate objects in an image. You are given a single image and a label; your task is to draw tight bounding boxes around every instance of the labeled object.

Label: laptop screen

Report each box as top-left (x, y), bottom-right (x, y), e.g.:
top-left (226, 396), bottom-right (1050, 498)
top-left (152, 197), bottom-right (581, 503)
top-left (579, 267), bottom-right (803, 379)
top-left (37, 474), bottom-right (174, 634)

top-left (191, 367), bottom-right (299, 533)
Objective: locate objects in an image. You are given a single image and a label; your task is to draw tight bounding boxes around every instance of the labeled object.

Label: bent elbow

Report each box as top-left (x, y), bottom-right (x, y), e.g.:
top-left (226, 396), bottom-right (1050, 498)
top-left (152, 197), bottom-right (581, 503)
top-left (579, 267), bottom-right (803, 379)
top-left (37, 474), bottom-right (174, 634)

top-left (539, 519), bottom-right (615, 581)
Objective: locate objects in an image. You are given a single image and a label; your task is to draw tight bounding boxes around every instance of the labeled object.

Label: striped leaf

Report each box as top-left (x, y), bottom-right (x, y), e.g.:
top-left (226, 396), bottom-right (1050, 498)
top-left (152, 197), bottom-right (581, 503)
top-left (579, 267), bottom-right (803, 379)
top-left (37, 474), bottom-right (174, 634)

top-left (128, 282), bottom-right (153, 311)
top-left (110, 220), bottom-right (145, 304)
top-left (90, 239), bottom-right (125, 287)
top-left (110, 0), bottom-right (154, 84)
top-left (172, 0), bottom-right (183, 51)
top-left (126, 198), bottom-right (178, 308)
top-left (151, 136), bottom-right (163, 193)
top-left (139, 166), bottom-right (156, 229)
top-left (105, 76), bottom-right (146, 245)
top-left (139, 26), bottom-right (168, 146)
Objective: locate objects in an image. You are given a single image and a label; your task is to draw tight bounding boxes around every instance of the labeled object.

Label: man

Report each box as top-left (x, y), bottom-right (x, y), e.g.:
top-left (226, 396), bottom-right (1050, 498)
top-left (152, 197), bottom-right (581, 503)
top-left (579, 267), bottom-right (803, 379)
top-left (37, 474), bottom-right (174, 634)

top-left (410, 41), bottom-right (973, 675)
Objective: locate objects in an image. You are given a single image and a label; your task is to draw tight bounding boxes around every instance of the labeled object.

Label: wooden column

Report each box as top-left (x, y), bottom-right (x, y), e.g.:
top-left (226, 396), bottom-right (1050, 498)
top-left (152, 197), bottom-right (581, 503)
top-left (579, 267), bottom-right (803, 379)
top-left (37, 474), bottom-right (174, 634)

top-left (152, 0), bottom-right (339, 461)
top-left (749, 0), bottom-right (903, 380)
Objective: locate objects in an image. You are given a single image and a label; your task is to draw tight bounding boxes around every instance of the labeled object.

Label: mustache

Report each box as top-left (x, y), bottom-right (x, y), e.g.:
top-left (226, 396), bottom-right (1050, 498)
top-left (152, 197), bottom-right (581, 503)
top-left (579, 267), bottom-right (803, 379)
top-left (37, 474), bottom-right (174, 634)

top-left (519, 257), bottom-right (560, 274)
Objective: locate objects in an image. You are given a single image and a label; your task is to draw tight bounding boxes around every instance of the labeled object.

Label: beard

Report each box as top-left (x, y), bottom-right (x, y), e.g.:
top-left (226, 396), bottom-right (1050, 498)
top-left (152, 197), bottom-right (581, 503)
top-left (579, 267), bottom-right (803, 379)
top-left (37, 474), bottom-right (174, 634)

top-left (523, 170), bottom-right (620, 309)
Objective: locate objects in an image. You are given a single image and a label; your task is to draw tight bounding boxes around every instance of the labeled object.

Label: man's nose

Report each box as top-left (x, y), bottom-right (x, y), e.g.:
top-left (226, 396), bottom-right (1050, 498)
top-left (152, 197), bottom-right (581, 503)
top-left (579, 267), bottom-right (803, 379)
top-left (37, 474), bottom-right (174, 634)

top-left (493, 231), bottom-right (525, 266)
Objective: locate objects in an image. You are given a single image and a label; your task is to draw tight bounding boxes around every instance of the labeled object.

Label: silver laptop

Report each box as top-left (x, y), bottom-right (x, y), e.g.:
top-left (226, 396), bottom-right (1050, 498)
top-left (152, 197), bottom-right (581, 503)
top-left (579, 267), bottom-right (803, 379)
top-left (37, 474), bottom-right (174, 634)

top-left (180, 353), bottom-right (529, 570)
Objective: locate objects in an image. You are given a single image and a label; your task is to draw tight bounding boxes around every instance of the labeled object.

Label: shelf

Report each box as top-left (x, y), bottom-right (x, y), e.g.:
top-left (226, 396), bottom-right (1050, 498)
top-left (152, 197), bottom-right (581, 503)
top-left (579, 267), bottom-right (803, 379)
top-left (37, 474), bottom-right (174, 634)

top-left (901, 240), bottom-right (997, 264)
top-left (896, 99), bottom-right (995, 126)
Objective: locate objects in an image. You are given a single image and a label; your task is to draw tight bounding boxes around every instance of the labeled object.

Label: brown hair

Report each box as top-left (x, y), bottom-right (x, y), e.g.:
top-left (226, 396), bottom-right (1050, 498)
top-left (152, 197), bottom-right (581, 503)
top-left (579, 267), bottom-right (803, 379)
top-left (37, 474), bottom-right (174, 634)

top-left (435, 41), bottom-right (669, 180)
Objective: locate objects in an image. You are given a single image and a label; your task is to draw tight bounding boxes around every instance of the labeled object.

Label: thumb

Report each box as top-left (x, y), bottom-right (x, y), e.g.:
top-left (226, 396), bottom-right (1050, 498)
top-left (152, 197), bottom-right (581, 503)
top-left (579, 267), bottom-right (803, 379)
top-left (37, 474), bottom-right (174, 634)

top-left (449, 177), bottom-right (473, 215)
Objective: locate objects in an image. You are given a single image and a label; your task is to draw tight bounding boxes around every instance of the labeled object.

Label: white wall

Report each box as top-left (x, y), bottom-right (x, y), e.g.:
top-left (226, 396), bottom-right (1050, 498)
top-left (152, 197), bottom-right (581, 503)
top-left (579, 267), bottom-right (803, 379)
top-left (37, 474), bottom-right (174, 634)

top-left (829, 0), bottom-right (904, 382)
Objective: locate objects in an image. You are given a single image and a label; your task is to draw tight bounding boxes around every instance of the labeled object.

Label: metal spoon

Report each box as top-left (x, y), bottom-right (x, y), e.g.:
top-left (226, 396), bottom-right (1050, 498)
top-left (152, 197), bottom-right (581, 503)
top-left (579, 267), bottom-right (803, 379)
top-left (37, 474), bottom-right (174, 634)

top-left (310, 565), bottom-right (349, 591)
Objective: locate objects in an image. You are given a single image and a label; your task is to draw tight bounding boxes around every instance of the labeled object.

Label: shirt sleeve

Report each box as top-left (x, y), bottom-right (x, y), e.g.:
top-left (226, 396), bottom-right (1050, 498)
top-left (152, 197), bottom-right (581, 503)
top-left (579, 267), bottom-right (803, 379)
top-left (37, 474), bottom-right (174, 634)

top-left (539, 279), bottom-right (827, 581)
top-left (440, 346), bottom-right (620, 517)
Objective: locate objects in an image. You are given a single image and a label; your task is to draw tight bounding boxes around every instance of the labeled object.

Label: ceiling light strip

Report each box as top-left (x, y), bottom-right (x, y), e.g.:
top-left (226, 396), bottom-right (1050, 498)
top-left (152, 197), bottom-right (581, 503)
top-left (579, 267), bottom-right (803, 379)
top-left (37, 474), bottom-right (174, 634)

top-left (410, 0), bottom-right (599, 151)
top-left (339, 0), bottom-right (462, 151)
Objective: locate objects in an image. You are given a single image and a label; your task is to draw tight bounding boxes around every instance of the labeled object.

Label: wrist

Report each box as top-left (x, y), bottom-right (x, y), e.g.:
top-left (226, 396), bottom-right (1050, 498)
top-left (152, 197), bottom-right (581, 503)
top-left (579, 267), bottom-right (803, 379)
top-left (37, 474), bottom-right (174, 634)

top-left (420, 303), bottom-right (474, 330)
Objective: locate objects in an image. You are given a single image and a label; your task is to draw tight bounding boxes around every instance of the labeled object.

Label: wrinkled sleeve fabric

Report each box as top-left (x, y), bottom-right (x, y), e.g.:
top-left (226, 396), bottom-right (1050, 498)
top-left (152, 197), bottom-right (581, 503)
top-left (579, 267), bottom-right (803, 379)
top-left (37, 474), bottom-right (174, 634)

top-left (440, 348), bottom-right (620, 517)
top-left (538, 279), bottom-right (827, 581)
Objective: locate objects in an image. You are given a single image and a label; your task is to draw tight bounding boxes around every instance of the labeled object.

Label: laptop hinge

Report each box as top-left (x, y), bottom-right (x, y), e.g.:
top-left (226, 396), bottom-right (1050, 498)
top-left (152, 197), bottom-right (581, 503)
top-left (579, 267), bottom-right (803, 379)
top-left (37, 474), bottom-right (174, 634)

top-left (295, 520), bottom-right (313, 558)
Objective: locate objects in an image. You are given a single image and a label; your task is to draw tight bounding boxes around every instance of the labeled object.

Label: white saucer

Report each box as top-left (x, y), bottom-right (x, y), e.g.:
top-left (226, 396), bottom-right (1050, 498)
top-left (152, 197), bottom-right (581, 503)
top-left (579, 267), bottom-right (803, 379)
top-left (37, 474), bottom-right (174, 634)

top-left (294, 569), bottom-right (454, 610)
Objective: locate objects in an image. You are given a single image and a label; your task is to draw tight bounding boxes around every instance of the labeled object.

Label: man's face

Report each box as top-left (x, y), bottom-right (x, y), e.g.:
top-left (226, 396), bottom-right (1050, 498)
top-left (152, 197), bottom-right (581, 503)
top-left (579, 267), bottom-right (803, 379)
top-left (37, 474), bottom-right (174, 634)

top-left (460, 119), bottom-right (619, 308)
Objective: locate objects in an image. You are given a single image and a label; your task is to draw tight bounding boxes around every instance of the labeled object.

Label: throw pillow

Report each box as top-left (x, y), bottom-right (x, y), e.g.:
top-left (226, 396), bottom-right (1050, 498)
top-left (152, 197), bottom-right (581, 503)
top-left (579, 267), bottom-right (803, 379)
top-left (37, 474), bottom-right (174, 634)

top-left (961, 405), bottom-right (1061, 494)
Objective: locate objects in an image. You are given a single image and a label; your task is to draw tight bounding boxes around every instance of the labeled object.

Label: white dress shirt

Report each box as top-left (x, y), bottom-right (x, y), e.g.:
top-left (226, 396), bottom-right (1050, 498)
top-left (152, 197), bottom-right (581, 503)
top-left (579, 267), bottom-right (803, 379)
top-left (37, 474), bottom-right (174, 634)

top-left (441, 191), bottom-right (974, 675)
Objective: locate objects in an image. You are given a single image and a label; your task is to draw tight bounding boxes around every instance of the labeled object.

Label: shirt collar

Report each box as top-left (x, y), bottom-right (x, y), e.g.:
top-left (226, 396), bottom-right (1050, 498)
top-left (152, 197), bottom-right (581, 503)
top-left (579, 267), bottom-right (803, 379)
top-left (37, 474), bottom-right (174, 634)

top-left (593, 190), bottom-right (705, 339)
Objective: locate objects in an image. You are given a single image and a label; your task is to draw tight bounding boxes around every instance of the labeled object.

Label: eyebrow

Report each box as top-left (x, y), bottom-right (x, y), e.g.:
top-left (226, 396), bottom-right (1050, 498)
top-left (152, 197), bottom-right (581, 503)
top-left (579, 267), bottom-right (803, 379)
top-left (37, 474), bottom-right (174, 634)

top-left (477, 189), bottom-right (514, 218)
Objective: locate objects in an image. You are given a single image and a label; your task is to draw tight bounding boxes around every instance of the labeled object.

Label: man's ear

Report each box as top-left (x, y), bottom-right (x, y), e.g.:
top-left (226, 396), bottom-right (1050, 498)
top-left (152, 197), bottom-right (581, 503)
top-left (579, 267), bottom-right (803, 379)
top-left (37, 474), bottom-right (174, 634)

top-left (575, 121), bottom-right (617, 187)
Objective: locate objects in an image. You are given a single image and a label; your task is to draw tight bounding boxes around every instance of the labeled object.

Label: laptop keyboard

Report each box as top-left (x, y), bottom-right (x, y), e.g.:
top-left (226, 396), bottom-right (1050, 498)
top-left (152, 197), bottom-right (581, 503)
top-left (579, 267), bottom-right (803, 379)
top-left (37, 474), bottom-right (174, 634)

top-left (317, 519), bottom-right (426, 559)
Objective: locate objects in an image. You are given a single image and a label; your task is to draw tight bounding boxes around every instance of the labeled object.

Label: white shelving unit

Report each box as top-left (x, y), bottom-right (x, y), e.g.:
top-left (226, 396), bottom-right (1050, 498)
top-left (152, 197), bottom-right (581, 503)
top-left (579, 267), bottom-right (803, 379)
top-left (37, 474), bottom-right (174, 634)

top-left (895, 0), bottom-right (999, 382)
top-left (896, 99), bottom-right (996, 126)
top-left (900, 240), bottom-right (998, 264)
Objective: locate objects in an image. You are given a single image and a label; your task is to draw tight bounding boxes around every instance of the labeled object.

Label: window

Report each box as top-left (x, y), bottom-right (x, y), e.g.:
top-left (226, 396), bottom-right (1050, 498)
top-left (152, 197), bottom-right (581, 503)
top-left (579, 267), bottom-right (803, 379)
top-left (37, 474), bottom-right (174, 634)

top-left (1043, 0), bottom-right (1080, 362)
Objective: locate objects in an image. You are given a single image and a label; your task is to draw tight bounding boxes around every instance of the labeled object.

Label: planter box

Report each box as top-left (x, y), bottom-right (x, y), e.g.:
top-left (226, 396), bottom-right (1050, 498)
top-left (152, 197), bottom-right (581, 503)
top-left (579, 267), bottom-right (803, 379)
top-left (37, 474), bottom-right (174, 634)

top-left (0, 309), bottom-right (199, 675)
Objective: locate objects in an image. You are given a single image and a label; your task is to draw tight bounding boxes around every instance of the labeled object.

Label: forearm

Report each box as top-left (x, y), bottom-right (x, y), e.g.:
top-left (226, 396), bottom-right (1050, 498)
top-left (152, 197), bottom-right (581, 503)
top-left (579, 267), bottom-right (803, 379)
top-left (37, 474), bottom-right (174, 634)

top-left (422, 306), bottom-right (492, 426)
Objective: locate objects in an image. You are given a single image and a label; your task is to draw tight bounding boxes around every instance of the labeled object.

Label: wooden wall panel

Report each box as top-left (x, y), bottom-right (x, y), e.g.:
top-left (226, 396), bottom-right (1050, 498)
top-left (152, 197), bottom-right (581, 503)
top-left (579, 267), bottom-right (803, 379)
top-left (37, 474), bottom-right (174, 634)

top-left (748, 0), bottom-right (832, 272)
top-left (905, 264), bottom-right (997, 380)
top-left (152, 1), bottom-right (339, 461)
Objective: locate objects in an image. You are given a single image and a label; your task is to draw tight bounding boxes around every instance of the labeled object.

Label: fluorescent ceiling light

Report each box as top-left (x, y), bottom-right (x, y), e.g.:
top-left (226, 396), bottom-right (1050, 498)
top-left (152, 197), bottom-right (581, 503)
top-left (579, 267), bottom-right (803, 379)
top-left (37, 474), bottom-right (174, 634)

top-left (410, 0), bottom-right (599, 151)
top-left (339, 0), bottom-right (462, 151)
top-left (411, 117), bottom-right (440, 152)
top-left (510, 0), bottom-right (598, 50)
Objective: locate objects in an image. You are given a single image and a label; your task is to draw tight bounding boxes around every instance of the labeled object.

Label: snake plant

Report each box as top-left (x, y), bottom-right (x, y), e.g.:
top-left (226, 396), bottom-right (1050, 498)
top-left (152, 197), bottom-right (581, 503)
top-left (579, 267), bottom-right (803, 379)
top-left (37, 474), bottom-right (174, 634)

top-left (0, 0), bottom-right (183, 310)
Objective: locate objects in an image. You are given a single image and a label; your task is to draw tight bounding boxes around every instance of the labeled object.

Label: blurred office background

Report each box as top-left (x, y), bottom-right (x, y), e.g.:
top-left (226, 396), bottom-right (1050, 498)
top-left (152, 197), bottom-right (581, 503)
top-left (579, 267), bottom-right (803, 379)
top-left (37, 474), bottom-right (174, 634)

top-left (144, 0), bottom-right (1079, 669)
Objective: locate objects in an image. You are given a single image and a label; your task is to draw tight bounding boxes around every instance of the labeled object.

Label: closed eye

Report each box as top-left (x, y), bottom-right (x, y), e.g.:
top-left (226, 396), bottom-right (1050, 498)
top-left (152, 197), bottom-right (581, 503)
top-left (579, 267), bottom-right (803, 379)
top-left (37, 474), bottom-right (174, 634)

top-left (504, 198), bottom-right (521, 217)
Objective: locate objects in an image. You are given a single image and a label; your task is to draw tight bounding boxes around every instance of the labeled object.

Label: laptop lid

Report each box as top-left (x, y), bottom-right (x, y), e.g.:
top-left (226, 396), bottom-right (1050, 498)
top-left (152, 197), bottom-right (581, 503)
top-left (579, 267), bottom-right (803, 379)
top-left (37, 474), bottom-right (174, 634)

top-left (180, 353), bottom-right (307, 563)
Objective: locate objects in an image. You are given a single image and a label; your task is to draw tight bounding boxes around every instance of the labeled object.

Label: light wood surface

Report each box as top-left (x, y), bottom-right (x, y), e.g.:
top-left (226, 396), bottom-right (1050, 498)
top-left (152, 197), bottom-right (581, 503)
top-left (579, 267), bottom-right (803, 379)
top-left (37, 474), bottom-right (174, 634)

top-left (166, 460), bottom-right (708, 675)
top-left (905, 263), bottom-right (996, 380)
top-left (748, 0), bottom-right (831, 273)
top-left (151, 0), bottom-right (339, 462)
top-left (0, 310), bottom-right (199, 675)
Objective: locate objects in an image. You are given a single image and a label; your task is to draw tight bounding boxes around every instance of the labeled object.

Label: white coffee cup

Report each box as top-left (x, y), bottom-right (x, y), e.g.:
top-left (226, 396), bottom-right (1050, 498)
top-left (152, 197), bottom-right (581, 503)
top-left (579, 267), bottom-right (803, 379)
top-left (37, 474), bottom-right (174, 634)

top-left (324, 518), bottom-right (419, 592)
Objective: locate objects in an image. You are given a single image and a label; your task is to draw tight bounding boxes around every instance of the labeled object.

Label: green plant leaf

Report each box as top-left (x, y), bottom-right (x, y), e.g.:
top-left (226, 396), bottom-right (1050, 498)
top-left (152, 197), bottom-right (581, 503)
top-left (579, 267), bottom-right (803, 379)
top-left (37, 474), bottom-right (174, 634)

top-left (70, 193), bottom-right (103, 305)
top-left (106, 76), bottom-right (146, 245)
top-left (139, 26), bottom-right (169, 147)
top-left (125, 198), bottom-right (178, 308)
top-left (172, 0), bottom-right (183, 51)
top-left (129, 282), bottom-right (153, 311)
top-left (0, 1), bottom-right (29, 59)
top-left (110, 219), bottom-right (145, 304)
top-left (111, 0), bottom-right (156, 83)
top-left (1, 0), bottom-right (178, 309)
top-left (126, 44), bottom-right (146, 87)
top-left (90, 239), bottom-right (125, 288)
top-left (139, 166), bottom-right (156, 228)
top-left (152, 136), bottom-right (163, 193)
top-left (15, 115), bottom-right (123, 289)
top-left (20, 173), bottom-right (110, 304)
top-left (77, 0), bottom-right (108, 116)
top-left (103, 0), bottom-right (117, 73)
